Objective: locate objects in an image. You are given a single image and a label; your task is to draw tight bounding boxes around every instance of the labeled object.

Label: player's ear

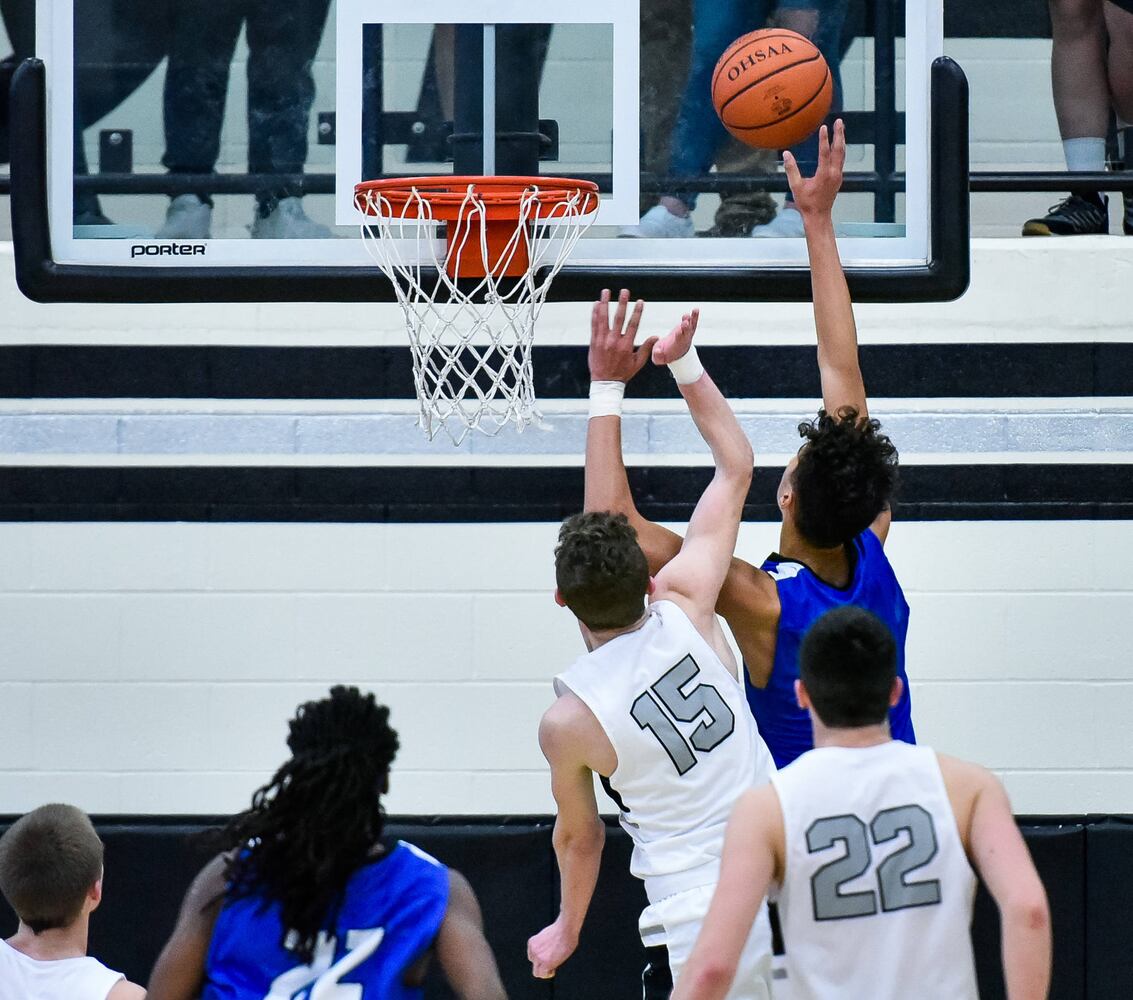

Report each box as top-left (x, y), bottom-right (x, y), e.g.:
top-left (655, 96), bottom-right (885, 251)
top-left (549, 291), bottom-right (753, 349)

top-left (794, 679), bottom-right (810, 710)
top-left (889, 677), bottom-right (903, 708)
top-left (554, 588), bottom-right (567, 608)
top-left (88, 873), bottom-right (103, 912)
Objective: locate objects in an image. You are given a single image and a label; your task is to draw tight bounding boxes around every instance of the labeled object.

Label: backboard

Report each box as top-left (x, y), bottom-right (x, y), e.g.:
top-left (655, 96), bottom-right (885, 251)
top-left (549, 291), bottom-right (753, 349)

top-left (12, 0), bottom-right (967, 303)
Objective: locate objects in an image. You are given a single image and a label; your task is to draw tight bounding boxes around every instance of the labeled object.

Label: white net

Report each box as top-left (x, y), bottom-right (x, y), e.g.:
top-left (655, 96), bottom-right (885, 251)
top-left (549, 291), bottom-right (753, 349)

top-left (357, 181), bottom-right (598, 445)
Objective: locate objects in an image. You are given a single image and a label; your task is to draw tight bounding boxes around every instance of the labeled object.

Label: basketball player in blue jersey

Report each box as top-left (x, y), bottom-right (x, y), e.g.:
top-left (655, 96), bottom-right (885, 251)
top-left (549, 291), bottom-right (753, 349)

top-left (673, 606), bottom-right (1052, 1000)
top-left (146, 686), bottom-right (507, 1000)
top-left (585, 120), bottom-right (909, 769)
top-left (530, 313), bottom-right (776, 998)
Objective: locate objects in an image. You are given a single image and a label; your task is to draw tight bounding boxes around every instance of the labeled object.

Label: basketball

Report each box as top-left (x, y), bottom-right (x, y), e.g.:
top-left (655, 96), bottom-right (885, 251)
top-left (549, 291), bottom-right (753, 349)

top-left (711, 28), bottom-right (834, 150)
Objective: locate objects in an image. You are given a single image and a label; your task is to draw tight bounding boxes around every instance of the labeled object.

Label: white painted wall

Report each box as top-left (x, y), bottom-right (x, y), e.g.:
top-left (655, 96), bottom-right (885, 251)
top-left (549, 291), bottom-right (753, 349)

top-left (0, 520), bottom-right (1130, 817)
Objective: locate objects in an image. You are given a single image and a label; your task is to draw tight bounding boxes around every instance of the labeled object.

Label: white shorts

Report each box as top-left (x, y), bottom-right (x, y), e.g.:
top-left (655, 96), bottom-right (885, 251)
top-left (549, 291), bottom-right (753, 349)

top-left (639, 884), bottom-right (773, 1000)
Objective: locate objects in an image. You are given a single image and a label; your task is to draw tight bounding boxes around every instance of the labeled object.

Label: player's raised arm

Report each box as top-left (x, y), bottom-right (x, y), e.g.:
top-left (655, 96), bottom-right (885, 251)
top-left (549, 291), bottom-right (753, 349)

top-left (786, 120), bottom-right (893, 543)
top-left (959, 764), bottom-right (1052, 999)
top-left (671, 786), bottom-right (783, 1000)
top-left (584, 288), bottom-right (684, 573)
top-left (650, 312), bottom-right (754, 632)
top-left (784, 119), bottom-right (868, 419)
top-left (527, 696), bottom-right (607, 980)
top-left (584, 290), bottom-right (781, 679)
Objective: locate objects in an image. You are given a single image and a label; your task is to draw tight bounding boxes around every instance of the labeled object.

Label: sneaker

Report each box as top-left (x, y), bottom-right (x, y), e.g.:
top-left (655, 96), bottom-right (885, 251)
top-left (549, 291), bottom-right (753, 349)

top-left (1022, 193), bottom-right (1108, 236)
top-left (250, 197), bottom-right (333, 239)
top-left (619, 204), bottom-right (695, 239)
top-left (750, 204), bottom-right (805, 237)
top-left (156, 194), bottom-right (212, 238)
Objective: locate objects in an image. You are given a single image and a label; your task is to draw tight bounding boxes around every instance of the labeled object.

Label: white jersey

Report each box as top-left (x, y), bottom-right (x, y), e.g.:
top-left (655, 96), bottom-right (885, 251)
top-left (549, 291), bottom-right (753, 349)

top-left (0, 939), bottom-right (124, 1000)
top-left (555, 600), bottom-right (775, 900)
top-left (771, 742), bottom-right (979, 1000)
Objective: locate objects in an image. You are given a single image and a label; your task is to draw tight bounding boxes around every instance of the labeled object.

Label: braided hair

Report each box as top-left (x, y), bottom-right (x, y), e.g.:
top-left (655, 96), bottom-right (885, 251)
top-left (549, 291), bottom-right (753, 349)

top-left (209, 685), bottom-right (400, 962)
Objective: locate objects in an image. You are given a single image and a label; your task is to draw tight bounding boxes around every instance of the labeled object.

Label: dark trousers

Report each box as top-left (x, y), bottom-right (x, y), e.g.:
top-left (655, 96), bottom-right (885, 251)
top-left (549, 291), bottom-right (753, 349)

top-left (161, 0), bottom-right (331, 211)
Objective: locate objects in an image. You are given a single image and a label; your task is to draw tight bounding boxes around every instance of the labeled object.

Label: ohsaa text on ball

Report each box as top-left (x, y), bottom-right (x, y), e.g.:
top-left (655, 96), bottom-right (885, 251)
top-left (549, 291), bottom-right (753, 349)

top-left (726, 42), bottom-right (794, 82)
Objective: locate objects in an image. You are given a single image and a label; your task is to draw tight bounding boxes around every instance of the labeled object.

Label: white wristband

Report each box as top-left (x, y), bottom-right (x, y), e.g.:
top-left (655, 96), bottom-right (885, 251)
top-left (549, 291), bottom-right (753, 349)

top-left (667, 346), bottom-right (705, 385)
top-left (588, 380), bottom-right (626, 419)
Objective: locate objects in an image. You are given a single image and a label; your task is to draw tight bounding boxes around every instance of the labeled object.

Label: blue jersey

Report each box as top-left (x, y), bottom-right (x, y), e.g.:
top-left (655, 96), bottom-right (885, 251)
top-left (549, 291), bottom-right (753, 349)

top-left (202, 841), bottom-right (449, 1000)
top-left (745, 529), bottom-right (914, 769)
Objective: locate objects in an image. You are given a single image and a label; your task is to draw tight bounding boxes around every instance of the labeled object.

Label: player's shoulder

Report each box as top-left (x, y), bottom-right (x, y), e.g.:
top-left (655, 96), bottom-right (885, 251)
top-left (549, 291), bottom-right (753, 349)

top-left (935, 751), bottom-right (1004, 809)
top-left (107, 980), bottom-right (146, 1000)
top-left (539, 692), bottom-right (602, 753)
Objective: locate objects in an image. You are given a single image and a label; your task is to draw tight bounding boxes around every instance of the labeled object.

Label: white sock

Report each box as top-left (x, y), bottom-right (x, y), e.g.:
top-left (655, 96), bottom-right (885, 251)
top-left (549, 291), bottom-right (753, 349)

top-left (1063, 137), bottom-right (1106, 172)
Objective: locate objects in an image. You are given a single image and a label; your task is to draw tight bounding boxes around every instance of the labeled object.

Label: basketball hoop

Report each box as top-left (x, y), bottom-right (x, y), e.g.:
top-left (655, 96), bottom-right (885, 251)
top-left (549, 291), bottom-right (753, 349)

top-left (355, 176), bottom-right (600, 444)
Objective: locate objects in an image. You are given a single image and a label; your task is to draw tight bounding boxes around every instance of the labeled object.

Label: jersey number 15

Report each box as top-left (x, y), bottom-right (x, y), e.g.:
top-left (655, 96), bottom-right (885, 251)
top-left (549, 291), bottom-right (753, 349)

top-left (630, 655), bottom-right (735, 775)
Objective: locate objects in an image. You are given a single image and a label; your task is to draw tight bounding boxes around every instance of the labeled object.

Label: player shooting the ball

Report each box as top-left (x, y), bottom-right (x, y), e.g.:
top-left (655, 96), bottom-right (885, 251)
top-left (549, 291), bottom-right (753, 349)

top-left (585, 120), bottom-right (912, 771)
top-left (530, 308), bottom-right (776, 999)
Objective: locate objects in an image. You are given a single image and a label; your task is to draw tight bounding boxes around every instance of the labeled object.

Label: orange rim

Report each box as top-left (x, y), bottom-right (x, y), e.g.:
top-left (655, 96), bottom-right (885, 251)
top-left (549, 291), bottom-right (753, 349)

top-left (354, 174), bottom-right (601, 218)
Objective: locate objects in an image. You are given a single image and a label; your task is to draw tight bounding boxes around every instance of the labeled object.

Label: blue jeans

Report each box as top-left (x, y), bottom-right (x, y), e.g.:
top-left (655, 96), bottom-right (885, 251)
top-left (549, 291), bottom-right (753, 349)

top-left (666, 0), bottom-right (848, 209)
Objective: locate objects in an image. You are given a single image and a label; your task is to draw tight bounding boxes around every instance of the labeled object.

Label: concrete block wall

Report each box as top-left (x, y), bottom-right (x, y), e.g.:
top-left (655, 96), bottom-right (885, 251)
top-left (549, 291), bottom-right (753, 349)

top-left (0, 520), bottom-right (1130, 817)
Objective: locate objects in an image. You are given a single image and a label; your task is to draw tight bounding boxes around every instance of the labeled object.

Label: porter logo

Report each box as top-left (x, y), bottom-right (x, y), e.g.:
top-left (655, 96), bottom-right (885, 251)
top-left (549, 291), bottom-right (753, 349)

top-left (130, 244), bottom-right (207, 259)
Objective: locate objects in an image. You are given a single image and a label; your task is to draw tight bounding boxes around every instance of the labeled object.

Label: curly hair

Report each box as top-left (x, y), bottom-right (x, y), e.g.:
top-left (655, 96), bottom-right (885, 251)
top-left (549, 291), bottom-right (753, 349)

top-left (791, 407), bottom-right (899, 548)
top-left (556, 512), bottom-right (650, 630)
top-left (208, 686), bottom-right (400, 963)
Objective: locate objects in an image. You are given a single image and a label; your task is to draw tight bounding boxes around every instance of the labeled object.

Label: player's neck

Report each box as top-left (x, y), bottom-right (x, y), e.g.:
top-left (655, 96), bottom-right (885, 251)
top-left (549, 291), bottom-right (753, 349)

top-left (7, 917), bottom-right (90, 961)
top-left (812, 721), bottom-right (891, 750)
top-left (777, 523), bottom-right (851, 587)
top-left (583, 610), bottom-right (650, 651)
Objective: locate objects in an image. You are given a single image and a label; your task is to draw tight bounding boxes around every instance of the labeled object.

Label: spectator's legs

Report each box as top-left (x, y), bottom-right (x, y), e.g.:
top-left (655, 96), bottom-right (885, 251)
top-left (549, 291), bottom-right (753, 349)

top-left (1105, 1), bottom-right (1133, 123)
top-left (750, 0), bottom-right (848, 236)
top-left (1023, 0), bottom-right (1112, 233)
top-left (1105, 1), bottom-right (1133, 233)
top-left (161, 1), bottom-right (245, 194)
top-left (640, 0), bottom-right (693, 215)
top-left (244, 0), bottom-right (332, 218)
top-left (662, 0), bottom-right (773, 215)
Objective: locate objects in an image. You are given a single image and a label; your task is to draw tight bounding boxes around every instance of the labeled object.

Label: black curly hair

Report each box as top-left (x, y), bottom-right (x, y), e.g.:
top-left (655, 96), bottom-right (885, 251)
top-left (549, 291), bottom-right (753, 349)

top-left (791, 406), bottom-right (899, 548)
top-left (556, 511), bottom-right (650, 630)
top-left (208, 686), bottom-right (400, 962)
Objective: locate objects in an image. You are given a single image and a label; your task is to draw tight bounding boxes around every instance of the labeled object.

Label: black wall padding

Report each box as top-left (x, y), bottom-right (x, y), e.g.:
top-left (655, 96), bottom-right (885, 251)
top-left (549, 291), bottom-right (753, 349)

top-left (382, 820), bottom-right (557, 1000)
top-left (553, 826), bottom-right (649, 999)
top-left (1085, 817), bottom-right (1133, 995)
top-left (972, 821), bottom-right (1087, 1000)
top-left (1, 815), bottom-right (1130, 998)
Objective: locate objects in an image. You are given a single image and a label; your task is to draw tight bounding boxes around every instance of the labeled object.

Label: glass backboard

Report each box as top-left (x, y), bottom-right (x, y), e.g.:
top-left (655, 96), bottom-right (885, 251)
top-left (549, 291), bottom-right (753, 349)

top-left (12, 0), bottom-right (967, 302)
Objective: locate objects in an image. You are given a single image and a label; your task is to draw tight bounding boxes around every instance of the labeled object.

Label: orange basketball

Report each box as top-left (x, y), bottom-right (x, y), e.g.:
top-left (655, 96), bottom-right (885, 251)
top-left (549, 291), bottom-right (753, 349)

top-left (711, 29), bottom-right (833, 150)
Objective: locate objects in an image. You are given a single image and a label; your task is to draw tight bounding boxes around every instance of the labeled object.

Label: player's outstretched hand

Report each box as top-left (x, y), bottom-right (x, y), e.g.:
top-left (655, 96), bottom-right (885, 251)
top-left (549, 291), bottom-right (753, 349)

top-left (652, 308), bottom-right (699, 366)
top-left (589, 288), bottom-right (658, 383)
top-left (527, 917), bottom-right (578, 979)
top-left (783, 118), bottom-right (846, 219)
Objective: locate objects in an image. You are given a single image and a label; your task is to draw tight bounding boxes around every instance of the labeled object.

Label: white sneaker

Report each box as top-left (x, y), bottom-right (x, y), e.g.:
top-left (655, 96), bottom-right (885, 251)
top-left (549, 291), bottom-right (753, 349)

top-left (156, 194), bottom-right (212, 238)
top-left (250, 197), bottom-right (333, 239)
top-left (620, 204), bottom-right (696, 238)
top-left (750, 205), bottom-right (805, 238)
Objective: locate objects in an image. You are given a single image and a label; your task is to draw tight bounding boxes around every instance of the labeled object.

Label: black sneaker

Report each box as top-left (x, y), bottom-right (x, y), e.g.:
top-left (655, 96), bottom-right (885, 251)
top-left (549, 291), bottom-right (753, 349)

top-left (1022, 193), bottom-right (1108, 236)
